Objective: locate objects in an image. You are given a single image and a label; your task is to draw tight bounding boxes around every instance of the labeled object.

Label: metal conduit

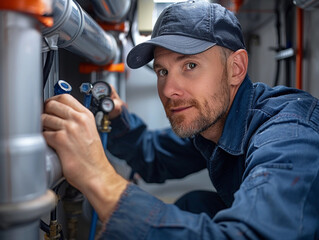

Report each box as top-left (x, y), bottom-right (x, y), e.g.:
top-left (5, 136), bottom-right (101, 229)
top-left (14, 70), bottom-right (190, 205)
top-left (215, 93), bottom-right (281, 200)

top-left (42, 0), bottom-right (118, 65)
top-left (0, 11), bottom-right (57, 239)
top-left (91, 0), bottom-right (132, 23)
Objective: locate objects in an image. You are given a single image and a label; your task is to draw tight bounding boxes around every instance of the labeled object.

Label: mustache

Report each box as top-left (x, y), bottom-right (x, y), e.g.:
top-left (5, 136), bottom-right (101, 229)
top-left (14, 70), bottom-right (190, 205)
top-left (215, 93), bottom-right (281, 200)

top-left (165, 99), bottom-right (199, 109)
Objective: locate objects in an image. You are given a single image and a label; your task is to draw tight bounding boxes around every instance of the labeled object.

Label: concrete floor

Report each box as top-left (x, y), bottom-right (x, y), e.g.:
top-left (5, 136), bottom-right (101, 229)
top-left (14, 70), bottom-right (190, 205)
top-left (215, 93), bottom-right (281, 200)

top-left (138, 169), bottom-right (214, 204)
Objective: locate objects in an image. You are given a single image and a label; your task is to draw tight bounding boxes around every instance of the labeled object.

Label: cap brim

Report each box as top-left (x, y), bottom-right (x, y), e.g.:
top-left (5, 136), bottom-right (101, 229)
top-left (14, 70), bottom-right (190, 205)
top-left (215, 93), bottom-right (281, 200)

top-left (126, 35), bottom-right (216, 69)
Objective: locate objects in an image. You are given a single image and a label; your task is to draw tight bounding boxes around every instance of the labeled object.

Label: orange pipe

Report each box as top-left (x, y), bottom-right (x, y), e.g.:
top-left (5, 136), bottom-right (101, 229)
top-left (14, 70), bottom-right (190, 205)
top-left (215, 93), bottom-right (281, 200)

top-left (79, 62), bottom-right (125, 74)
top-left (232, 0), bottom-right (244, 13)
top-left (0, 0), bottom-right (53, 26)
top-left (296, 7), bottom-right (303, 90)
top-left (98, 22), bottom-right (126, 32)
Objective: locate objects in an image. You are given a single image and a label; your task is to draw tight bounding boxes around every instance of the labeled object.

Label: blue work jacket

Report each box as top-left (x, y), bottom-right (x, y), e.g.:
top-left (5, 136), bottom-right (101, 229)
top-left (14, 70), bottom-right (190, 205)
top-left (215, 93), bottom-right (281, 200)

top-left (102, 75), bottom-right (319, 239)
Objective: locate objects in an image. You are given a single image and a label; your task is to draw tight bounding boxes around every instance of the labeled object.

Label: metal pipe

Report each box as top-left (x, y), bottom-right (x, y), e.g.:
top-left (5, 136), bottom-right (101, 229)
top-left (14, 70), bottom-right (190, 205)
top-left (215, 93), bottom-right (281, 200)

top-left (91, 0), bottom-right (131, 23)
top-left (0, 11), bottom-right (56, 239)
top-left (46, 146), bottom-right (64, 188)
top-left (293, 0), bottom-right (319, 10)
top-left (42, 0), bottom-right (118, 65)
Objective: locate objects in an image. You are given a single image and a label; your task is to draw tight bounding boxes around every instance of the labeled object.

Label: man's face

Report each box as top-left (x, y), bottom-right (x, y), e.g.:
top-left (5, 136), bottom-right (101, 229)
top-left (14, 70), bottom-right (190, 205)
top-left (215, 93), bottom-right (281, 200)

top-left (153, 46), bottom-right (231, 139)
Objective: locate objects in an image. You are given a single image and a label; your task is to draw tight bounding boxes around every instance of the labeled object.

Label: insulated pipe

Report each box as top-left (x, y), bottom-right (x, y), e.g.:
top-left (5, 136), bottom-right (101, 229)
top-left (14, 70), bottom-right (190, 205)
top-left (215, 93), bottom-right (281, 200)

top-left (0, 11), bottom-right (56, 239)
top-left (42, 0), bottom-right (118, 65)
top-left (91, 0), bottom-right (131, 23)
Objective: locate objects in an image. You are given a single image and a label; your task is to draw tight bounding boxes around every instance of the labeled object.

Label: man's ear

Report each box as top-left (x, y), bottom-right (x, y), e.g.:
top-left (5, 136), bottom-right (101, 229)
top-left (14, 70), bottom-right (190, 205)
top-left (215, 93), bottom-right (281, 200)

top-left (227, 49), bottom-right (248, 86)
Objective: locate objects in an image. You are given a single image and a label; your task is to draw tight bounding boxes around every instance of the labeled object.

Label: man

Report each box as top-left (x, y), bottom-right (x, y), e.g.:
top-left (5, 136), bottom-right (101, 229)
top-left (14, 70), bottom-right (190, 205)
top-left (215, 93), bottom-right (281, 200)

top-left (42, 1), bottom-right (319, 239)
top-left (108, 85), bottom-right (224, 218)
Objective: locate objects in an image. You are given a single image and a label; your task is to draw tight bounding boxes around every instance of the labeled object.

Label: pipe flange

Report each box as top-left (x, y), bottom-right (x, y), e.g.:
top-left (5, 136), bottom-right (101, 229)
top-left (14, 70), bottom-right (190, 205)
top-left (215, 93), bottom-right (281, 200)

top-left (0, 190), bottom-right (57, 229)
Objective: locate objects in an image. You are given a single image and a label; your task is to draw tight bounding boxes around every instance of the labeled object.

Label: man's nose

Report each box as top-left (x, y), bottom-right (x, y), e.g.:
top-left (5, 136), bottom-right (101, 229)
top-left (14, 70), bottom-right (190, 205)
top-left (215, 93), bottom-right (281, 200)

top-left (161, 73), bottom-right (184, 99)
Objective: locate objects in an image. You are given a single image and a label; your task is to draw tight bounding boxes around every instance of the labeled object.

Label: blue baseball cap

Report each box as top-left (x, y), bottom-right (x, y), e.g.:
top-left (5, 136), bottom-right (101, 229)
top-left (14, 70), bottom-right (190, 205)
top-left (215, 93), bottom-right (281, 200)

top-left (127, 0), bottom-right (246, 69)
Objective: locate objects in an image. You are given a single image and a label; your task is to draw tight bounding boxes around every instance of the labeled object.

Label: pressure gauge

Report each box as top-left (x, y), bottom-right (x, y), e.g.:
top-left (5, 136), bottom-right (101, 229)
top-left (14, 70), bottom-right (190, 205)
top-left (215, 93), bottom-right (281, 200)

top-left (92, 81), bottom-right (111, 100)
top-left (99, 97), bottom-right (114, 114)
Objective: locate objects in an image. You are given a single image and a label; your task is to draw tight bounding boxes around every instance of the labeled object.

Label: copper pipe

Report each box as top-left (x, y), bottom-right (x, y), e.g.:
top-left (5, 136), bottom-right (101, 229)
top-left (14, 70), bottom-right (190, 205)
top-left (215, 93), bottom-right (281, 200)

top-left (232, 0), bottom-right (244, 13)
top-left (296, 7), bottom-right (303, 90)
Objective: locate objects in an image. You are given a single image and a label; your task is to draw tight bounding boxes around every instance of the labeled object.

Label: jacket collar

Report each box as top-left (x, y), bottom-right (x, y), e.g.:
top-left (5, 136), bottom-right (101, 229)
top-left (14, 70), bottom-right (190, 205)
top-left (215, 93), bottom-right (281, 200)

top-left (193, 75), bottom-right (253, 157)
top-left (217, 75), bottom-right (253, 155)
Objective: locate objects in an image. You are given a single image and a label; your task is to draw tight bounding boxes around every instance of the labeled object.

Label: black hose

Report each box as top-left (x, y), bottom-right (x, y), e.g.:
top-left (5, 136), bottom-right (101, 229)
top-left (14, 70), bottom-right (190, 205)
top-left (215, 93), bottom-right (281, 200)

top-left (40, 220), bottom-right (50, 234)
top-left (51, 209), bottom-right (57, 221)
top-left (43, 50), bottom-right (55, 90)
top-left (59, 230), bottom-right (64, 240)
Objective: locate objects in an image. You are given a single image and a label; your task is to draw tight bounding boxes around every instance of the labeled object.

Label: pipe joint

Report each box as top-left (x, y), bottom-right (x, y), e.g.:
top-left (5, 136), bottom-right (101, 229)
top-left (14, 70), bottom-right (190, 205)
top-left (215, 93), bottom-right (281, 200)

top-left (0, 190), bottom-right (57, 229)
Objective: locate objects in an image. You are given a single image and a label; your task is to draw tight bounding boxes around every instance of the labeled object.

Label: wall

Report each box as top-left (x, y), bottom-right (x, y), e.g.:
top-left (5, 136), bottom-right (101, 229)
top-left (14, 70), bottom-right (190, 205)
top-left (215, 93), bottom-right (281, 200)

top-left (238, 0), bottom-right (319, 98)
top-left (303, 8), bottom-right (319, 97)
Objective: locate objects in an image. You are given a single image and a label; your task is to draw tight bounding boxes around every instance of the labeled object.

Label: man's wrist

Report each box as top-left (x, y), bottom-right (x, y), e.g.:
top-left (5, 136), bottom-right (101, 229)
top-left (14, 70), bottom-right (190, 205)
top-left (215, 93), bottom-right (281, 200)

top-left (85, 171), bottom-right (129, 222)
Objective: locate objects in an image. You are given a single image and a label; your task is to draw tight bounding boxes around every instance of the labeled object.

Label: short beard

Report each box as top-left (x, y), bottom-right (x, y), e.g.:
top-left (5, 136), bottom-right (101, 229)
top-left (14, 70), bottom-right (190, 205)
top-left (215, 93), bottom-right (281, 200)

top-left (167, 69), bottom-right (230, 138)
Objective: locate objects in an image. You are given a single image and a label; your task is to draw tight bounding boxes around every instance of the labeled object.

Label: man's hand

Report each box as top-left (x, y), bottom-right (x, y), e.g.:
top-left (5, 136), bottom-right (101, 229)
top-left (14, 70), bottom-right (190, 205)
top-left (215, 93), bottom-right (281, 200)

top-left (108, 84), bottom-right (128, 119)
top-left (42, 94), bottom-right (128, 222)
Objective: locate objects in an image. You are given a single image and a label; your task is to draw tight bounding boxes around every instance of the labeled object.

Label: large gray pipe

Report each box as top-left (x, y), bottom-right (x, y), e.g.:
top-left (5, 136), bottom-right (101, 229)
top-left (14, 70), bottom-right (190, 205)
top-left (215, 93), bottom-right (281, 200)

top-left (42, 0), bottom-right (118, 65)
top-left (0, 11), bottom-right (57, 239)
top-left (46, 147), bottom-right (63, 188)
top-left (91, 0), bottom-right (132, 23)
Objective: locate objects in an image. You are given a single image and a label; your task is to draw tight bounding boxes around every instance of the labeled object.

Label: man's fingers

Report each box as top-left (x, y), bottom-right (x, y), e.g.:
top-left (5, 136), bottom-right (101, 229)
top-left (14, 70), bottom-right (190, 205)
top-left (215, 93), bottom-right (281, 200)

top-left (44, 94), bottom-right (87, 115)
top-left (42, 130), bottom-right (61, 150)
top-left (44, 94), bottom-right (90, 121)
top-left (42, 113), bottom-right (66, 131)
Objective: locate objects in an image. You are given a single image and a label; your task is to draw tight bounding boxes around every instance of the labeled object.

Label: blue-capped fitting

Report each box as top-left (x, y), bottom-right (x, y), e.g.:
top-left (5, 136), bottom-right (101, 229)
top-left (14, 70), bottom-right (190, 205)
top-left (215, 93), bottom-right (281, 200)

top-left (54, 80), bottom-right (72, 95)
top-left (80, 82), bottom-right (93, 94)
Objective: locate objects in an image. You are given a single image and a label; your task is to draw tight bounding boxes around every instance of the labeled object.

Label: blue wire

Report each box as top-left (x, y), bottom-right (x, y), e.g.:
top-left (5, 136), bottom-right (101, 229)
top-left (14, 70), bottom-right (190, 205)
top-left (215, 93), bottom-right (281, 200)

top-left (100, 132), bottom-right (108, 149)
top-left (88, 210), bottom-right (98, 240)
top-left (88, 132), bottom-right (108, 240)
top-left (84, 94), bottom-right (92, 109)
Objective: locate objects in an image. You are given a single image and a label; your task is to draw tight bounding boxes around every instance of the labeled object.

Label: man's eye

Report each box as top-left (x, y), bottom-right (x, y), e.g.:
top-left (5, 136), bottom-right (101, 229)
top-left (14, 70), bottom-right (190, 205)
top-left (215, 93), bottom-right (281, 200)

top-left (186, 63), bottom-right (197, 70)
top-left (158, 69), bottom-right (168, 77)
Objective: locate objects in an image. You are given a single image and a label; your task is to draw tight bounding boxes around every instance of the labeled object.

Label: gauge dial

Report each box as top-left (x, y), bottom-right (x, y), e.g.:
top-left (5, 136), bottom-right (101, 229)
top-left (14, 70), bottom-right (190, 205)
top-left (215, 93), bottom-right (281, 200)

top-left (92, 81), bottom-right (111, 100)
top-left (100, 97), bottom-right (114, 113)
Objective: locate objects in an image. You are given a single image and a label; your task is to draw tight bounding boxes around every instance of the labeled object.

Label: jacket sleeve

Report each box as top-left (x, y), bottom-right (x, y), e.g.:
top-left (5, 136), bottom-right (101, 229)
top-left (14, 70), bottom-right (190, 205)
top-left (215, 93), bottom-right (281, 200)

top-left (101, 121), bottom-right (319, 239)
top-left (107, 107), bottom-right (206, 183)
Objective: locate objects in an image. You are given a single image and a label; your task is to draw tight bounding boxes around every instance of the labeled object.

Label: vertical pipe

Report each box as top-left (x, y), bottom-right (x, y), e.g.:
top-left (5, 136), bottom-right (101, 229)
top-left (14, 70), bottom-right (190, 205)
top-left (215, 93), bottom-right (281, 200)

top-left (0, 11), bottom-right (56, 239)
top-left (296, 7), bottom-right (303, 89)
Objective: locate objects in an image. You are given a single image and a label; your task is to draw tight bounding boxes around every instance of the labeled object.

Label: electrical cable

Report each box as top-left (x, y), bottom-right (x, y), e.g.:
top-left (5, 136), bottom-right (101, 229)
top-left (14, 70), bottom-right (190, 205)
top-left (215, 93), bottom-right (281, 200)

top-left (43, 50), bottom-right (55, 90)
top-left (41, 180), bottom-right (65, 239)
top-left (40, 220), bottom-right (50, 234)
top-left (88, 210), bottom-right (98, 240)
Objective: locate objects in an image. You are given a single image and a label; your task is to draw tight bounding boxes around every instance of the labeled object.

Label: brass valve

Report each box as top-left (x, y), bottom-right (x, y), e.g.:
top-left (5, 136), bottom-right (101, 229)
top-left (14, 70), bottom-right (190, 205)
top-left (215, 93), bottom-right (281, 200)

top-left (44, 220), bottom-right (62, 240)
top-left (100, 114), bottom-right (112, 133)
